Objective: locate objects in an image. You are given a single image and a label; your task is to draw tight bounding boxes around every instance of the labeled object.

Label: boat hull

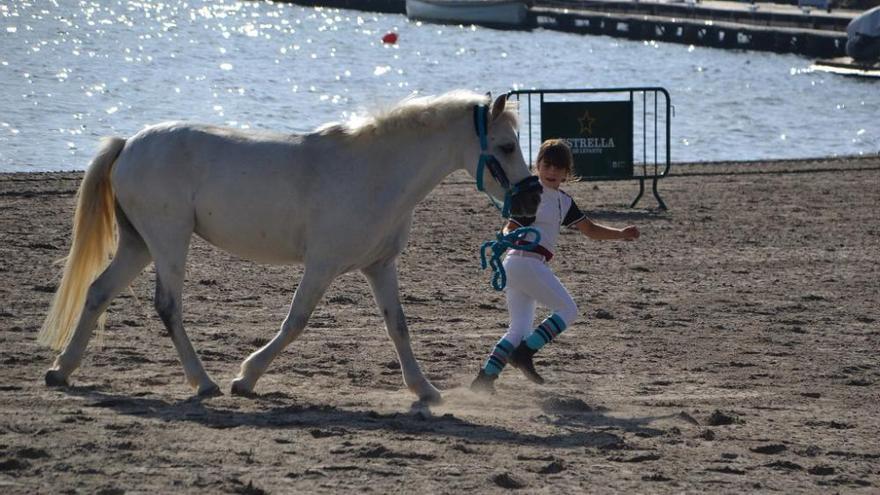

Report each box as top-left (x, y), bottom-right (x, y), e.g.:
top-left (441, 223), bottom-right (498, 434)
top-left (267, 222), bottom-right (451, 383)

top-left (406, 0), bottom-right (529, 28)
top-left (811, 57), bottom-right (880, 78)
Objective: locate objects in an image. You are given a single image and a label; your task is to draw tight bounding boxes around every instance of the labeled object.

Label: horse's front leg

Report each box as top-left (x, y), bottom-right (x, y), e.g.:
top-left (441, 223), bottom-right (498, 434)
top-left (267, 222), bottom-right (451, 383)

top-left (231, 264), bottom-right (336, 396)
top-left (362, 259), bottom-right (442, 405)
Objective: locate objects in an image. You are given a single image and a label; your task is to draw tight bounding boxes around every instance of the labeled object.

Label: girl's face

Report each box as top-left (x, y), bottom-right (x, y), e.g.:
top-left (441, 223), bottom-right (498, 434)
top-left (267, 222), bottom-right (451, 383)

top-left (536, 160), bottom-right (567, 190)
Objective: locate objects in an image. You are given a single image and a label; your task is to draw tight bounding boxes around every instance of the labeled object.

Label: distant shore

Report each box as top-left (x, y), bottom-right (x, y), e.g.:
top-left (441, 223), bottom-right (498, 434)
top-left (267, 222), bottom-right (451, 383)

top-left (285, 0), bottom-right (856, 57)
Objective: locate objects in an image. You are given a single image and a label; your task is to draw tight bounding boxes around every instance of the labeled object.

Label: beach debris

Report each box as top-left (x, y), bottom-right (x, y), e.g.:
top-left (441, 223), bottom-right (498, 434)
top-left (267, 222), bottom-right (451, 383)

top-left (593, 308), bottom-right (614, 319)
top-left (492, 472), bottom-right (527, 489)
top-left (642, 472), bottom-right (672, 482)
top-left (707, 409), bottom-right (742, 426)
top-left (0, 458), bottom-right (29, 472)
top-left (750, 444), bottom-right (787, 455)
top-left (538, 460), bottom-right (565, 474)
top-left (847, 378), bottom-right (872, 386)
top-left (808, 465), bottom-right (835, 476)
top-left (381, 32), bottom-right (398, 44)
top-left (609, 452), bottom-right (662, 463)
top-left (706, 466), bottom-right (747, 475)
top-left (15, 448), bottom-right (50, 459)
top-left (676, 411), bottom-right (700, 425)
top-left (765, 460), bottom-right (804, 471)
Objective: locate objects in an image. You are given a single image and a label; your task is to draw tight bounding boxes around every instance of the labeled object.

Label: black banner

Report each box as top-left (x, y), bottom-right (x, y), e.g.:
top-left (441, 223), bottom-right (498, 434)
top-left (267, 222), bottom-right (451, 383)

top-left (541, 101), bottom-right (633, 178)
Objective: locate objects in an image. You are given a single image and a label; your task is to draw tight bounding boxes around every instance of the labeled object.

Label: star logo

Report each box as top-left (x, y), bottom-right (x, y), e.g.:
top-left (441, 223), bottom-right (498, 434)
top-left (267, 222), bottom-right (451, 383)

top-left (578, 111), bottom-right (597, 135)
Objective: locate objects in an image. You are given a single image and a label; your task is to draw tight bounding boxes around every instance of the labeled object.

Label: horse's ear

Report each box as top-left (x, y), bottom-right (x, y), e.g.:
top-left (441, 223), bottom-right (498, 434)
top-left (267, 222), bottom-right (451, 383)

top-left (490, 93), bottom-right (507, 121)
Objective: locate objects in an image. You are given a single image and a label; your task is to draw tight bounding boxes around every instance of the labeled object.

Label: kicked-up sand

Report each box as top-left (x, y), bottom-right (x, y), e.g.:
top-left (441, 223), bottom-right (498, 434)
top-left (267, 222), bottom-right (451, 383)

top-left (0, 156), bottom-right (878, 493)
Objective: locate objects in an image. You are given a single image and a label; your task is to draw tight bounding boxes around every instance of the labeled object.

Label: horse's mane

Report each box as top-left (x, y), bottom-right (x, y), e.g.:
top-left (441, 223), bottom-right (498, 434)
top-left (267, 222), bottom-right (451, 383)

top-left (315, 90), bottom-right (518, 140)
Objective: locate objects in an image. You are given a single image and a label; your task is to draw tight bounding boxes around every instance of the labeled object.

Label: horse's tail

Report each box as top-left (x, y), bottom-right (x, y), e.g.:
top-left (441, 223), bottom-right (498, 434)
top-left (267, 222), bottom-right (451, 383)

top-left (38, 137), bottom-right (126, 351)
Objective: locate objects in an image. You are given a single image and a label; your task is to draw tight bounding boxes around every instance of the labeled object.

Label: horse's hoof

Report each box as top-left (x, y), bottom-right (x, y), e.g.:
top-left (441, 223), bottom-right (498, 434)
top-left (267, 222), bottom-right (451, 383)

top-left (409, 380), bottom-right (443, 405)
top-left (419, 389), bottom-right (443, 406)
top-left (410, 400), bottom-right (434, 416)
top-left (422, 394), bottom-right (443, 406)
top-left (45, 370), bottom-right (69, 388)
top-left (198, 383), bottom-right (223, 398)
top-left (230, 379), bottom-right (256, 398)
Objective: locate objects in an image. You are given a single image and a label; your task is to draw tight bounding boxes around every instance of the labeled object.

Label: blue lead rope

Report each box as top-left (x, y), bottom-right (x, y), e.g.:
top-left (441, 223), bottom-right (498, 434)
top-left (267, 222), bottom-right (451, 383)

top-left (480, 227), bottom-right (541, 291)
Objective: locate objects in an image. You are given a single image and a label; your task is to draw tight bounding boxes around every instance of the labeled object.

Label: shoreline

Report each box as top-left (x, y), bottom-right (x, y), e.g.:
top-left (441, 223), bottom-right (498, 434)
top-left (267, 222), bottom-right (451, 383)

top-left (3, 154), bottom-right (878, 181)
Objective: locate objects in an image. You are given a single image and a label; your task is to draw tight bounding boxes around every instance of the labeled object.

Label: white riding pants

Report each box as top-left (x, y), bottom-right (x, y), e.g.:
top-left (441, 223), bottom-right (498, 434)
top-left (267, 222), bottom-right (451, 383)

top-left (500, 254), bottom-right (579, 345)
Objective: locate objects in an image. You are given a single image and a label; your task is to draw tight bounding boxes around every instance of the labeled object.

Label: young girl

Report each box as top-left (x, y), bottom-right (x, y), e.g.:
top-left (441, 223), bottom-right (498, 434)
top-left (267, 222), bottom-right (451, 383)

top-left (471, 139), bottom-right (640, 394)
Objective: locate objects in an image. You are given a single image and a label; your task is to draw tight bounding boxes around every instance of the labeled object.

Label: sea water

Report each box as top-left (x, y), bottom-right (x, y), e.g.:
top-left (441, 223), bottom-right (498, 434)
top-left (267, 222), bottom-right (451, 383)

top-left (0, 0), bottom-right (876, 172)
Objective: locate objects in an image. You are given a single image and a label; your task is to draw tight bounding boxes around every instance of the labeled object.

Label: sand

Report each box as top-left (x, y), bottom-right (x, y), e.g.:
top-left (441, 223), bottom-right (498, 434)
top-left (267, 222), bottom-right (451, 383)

top-left (1, 156), bottom-right (878, 493)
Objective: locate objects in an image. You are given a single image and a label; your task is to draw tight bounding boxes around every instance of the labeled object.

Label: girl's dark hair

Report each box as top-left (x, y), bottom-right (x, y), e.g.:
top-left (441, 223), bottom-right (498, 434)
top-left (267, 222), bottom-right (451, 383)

top-left (536, 139), bottom-right (574, 177)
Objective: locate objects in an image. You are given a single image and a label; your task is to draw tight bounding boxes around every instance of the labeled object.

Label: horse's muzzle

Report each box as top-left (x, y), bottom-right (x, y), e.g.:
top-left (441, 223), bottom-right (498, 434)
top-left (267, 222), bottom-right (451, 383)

top-left (508, 176), bottom-right (542, 218)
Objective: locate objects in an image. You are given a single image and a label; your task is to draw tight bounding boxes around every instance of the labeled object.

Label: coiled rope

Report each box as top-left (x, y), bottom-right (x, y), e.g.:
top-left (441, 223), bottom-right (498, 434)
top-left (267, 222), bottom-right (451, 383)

top-left (479, 227), bottom-right (541, 291)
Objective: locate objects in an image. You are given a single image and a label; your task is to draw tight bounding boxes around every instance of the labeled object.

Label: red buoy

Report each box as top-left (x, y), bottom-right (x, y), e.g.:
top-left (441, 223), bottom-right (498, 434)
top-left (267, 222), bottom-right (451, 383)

top-left (381, 32), bottom-right (398, 44)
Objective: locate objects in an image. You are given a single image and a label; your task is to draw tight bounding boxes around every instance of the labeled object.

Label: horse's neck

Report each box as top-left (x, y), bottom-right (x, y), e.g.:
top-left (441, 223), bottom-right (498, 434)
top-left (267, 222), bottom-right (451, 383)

top-left (380, 115), bottom-right (476, 210)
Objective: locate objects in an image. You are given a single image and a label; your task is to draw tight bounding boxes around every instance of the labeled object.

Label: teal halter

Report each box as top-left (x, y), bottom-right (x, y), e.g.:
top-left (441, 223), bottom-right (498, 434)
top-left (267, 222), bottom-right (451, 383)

top-left (473, 104), bottom-right (515, 217)
top-left (473, 104), bottom-right (542, 218)
top-left (472, 103), bottom-right (544, 290)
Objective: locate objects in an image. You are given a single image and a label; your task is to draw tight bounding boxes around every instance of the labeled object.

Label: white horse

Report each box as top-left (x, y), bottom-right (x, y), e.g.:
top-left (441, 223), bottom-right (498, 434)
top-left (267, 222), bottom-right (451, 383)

top-left (38, 90), bottom-right (541, 404)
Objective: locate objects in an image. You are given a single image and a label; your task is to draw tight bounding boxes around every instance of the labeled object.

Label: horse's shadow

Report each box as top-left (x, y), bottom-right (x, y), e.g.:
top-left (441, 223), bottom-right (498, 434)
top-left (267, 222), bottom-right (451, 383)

top-left (62, 386), bottom-right (674, 449)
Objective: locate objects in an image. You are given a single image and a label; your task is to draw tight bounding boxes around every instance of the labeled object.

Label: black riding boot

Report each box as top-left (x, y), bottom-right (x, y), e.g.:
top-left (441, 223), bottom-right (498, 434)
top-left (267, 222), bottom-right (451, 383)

top-left (509, 343), bottom-right (545, 384)
top-left (469, 369), bottom-right (498, 394)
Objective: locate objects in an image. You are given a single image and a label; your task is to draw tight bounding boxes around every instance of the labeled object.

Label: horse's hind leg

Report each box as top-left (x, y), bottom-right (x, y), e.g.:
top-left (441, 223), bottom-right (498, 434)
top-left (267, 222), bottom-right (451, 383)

top-left (231, 264), bottom-right (336, 396)
top-left (47, 209), bottom-right (152, 386)
top-left (362, 259), bottom-right (442, 404)
top-left (151, 241), bottom-right (220, 397)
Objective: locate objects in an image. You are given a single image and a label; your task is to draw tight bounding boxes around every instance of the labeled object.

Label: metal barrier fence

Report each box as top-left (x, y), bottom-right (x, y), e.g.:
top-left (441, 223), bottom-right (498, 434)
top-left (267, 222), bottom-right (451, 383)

top-left (508, 87), bottom-right (672, 209)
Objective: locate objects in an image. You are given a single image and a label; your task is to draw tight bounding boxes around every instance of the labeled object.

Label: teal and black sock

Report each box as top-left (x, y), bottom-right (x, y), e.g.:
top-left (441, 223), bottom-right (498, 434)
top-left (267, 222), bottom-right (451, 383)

top-left (482, 338), bottom-right (515, 376)
top-left (524, 313), bottom-right (567, 352)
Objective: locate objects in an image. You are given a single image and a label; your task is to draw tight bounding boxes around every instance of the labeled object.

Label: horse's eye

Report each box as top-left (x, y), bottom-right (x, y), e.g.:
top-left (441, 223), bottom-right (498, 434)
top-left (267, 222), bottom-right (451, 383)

top-left (499, 143), bottom-right (516, 154)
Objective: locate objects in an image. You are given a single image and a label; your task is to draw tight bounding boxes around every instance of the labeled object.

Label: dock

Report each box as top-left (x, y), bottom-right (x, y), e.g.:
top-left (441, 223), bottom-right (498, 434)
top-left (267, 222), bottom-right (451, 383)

top-left (531, 0), bottom-right (855, 57)
top-left (283, 0), bottom-right (859, 58)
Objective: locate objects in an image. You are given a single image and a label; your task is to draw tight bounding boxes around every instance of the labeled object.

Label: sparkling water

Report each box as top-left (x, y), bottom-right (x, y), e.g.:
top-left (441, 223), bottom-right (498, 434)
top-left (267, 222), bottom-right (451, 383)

top-left (0, 0), bottom-right (876, 172)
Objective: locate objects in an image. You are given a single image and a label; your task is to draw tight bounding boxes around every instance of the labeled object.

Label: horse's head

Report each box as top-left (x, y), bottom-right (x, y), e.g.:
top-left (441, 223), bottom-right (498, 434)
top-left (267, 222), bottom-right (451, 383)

top-left (472, 94), bottom-right (542, 219)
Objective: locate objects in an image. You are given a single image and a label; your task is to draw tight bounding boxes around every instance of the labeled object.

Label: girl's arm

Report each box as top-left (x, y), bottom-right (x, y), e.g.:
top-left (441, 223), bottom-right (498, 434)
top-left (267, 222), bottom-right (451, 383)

top-left (574, 218), bottom-right (639, 241)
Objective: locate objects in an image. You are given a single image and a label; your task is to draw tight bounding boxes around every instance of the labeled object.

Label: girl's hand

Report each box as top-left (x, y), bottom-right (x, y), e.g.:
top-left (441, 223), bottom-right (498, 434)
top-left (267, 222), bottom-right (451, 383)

top-left (621, 226), bottom-right (640, 241)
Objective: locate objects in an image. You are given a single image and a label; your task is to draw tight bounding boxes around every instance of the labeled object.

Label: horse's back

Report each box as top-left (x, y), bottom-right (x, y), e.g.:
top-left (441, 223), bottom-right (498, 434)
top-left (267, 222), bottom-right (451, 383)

top-left (114, 122), bottom-right (310, 179)
top-left (111, 123), bottom-right (333, 263)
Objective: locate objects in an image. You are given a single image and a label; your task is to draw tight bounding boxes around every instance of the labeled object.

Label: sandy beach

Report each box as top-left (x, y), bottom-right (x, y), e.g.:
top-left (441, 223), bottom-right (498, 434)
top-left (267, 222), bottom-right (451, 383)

top-left (1, 156), bottom-right (878, 493)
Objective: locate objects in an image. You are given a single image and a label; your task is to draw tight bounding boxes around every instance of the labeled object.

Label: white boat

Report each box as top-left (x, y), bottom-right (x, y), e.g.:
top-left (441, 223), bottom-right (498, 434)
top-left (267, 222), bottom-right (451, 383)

top-left (811, 57), bottom-right (880, 79)
top-left (406, 0), bottom-right (530, 29)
